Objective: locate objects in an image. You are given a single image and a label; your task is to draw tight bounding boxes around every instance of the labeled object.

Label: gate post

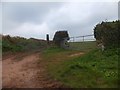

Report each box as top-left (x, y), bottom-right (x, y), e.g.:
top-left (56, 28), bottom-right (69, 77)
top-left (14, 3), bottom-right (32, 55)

top-left (83, 36), bottom-right (84, 42)
top-left (46, 34), bottom-right (49, 44)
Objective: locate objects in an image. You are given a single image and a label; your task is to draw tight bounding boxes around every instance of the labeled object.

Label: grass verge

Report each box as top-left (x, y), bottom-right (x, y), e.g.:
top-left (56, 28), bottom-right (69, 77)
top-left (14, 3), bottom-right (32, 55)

top-left (42, 47), bottom-right (119, 88)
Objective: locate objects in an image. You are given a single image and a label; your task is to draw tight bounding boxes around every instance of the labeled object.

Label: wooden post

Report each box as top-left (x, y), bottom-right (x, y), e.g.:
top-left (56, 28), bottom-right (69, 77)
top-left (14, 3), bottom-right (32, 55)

top-left (83, 36), bottom-right (84, 42)
top-left (46, 34), bottom-right (49, 44)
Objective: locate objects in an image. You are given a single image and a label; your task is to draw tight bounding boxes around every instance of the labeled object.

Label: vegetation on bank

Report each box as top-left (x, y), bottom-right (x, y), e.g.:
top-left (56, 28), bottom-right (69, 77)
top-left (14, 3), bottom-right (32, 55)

top-left (2, 35), bottom-right (47, 52)
top-left (94, 20), bottom-right (119, 48)
top-left (42, 44), bottom-right (119, 88)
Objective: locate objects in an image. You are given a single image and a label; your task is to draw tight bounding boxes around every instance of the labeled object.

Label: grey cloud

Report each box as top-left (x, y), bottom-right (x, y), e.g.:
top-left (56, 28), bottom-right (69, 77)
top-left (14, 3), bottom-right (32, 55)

top-left (2, 2), bottom-right (63, 24)
top-left (47, 2), bottom-right (118, 38)
top-left (118, 1), bottom-right (120, 19)
top-left (2, 2), bottom-right (118, 40)
top-left (0, 3), bottom-right (2, 33)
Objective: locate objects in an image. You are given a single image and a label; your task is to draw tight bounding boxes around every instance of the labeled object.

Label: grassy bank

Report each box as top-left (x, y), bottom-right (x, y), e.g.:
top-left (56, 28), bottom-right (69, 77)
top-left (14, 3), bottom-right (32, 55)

top-left (42, 46), bottom-right (119, 88)
top-left (2, 35), bottom-right (47, 53)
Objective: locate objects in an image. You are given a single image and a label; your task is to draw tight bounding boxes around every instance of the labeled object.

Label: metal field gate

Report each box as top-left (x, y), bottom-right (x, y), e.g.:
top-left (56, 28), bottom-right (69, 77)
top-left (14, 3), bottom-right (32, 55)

top-left (66, 34), bottom-right (97, 51)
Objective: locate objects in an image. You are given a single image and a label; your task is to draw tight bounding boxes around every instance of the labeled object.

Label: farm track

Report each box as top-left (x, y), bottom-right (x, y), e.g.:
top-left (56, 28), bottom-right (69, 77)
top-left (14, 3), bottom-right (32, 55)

top-left (2, 51), bottom-right (62, 88)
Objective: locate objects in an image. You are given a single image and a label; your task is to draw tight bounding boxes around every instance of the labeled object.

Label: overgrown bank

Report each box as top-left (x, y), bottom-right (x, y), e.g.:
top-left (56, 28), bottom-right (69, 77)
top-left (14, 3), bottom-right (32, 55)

top-left (42, 46), bottom-right (119, 88)
top-left (2, 35), bottom-right (47, 53)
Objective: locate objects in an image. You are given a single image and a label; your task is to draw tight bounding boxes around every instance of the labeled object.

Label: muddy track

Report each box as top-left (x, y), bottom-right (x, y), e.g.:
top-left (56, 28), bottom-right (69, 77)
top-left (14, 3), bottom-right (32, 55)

top-left (2, 52), bottom-right (62, 88)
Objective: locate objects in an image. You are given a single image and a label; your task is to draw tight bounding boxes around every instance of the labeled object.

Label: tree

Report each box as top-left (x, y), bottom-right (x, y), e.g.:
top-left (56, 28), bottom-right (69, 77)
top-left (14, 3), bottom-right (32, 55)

top-left (53, 31), bottom-right (69, 47)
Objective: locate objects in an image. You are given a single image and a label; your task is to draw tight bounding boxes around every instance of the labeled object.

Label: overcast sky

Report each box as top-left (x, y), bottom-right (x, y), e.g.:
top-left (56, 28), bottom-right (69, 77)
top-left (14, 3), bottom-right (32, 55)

top-left (1, 1), bottom-right (118, 40)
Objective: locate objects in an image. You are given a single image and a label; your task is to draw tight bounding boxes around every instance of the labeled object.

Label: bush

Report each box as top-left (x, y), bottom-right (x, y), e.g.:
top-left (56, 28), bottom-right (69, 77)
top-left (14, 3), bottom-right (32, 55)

top-left (94, 20), bottom-right (120, 48)
top-left (53, 31), bottom-right (69, 47)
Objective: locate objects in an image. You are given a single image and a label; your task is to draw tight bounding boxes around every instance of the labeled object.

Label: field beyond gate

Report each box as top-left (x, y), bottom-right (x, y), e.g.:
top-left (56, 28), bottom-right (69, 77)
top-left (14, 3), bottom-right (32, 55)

top-left (69, 41), bottom-right (97, 51)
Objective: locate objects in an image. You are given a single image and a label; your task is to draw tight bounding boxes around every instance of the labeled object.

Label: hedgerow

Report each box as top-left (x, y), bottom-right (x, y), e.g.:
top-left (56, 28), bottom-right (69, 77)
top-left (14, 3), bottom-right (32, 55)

top-left (94, 20), bottom-right (120, 48)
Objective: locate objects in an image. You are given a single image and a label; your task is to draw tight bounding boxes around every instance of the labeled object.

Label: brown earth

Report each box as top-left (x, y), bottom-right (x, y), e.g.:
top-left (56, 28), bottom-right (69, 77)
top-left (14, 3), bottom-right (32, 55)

top-left (2, 51), bottom-right (63, 88)
top-left (69, 52), bottom-right (84, 57)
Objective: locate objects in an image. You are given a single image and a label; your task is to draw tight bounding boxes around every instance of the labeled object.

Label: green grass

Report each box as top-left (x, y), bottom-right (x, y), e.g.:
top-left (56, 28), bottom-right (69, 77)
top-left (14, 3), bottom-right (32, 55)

top-left (42, 46), bottom-right (80, 62)
top-left (69, 41), bottom-right (97, 51)
top-left (2, 36), bottom-right (47, 53)
top-left (42, 44), bottom-right (119, 88)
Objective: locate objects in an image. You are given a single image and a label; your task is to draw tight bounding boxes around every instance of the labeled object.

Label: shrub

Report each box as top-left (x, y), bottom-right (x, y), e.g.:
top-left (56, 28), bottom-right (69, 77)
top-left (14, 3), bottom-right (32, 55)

top-left (94, 20), bottom-right (120, 48)
top-left (53, 31), bottom-right (69, 47)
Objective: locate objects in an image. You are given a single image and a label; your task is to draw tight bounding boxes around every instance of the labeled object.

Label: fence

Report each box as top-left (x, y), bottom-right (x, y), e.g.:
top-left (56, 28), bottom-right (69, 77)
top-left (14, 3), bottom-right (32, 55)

top-left (68, 34), bottom-right (95, 42)
top-left (65, 34), bottom-right (97, 51)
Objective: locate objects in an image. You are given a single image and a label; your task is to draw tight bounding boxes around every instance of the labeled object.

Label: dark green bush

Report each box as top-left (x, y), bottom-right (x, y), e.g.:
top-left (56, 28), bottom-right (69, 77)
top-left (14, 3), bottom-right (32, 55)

top-left (53, 31), bottom-right (69, 47)
top-left (94, 20), bottom-right (120, 48)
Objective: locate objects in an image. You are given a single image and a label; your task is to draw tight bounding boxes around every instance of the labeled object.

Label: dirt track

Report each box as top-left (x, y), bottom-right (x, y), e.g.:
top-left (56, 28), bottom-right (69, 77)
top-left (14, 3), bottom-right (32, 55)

top-left (2, 52), bottom-right (62, 88)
